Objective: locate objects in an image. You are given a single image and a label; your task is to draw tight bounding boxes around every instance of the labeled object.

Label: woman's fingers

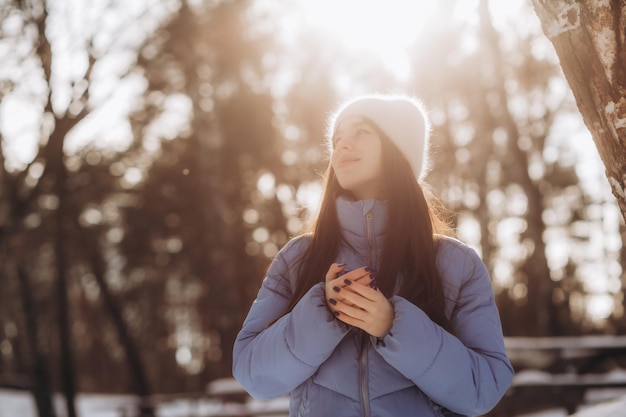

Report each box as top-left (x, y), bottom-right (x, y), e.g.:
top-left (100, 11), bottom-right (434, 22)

top-left (328, 281), bottom-right (381, 315)
top-left (328, 267), bottom-right (372, 289)
top-left (325, 265), bottom-right (378, 317)
top-left (327, 277), bottom-right (394, 337)
top-left (339, 280), bottom-right (379, 302)
top-left (325, 263), bottom-right (346, 282)
top-left (332, 297), bottom-right (394, 337)
top-left (332, 301), bottom-right (368, 322)
top-left (328, 279), bottom-right (380, 311)
top-left (325, 263), bottom-right (352, 311)
top-left (341, 266), bottom-right (371, 282)
top-left (327, 272), bottom-right (372, 307)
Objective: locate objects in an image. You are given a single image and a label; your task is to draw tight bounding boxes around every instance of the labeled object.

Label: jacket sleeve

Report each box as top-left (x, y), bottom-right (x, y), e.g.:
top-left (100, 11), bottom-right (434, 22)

top-left (232, 238), bottom-right (351, 400)
top-left (371, 244), bottom-right (514, 416)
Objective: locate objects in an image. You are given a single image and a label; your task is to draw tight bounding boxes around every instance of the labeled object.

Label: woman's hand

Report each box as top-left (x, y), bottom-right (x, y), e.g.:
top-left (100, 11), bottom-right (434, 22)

top-left (324, 264), bottom-right (394, 338)
top-left (325, 264), bottom-right (371, 308)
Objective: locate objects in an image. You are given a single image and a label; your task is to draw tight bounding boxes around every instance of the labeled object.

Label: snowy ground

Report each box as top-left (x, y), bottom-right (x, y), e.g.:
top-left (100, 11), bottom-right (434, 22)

top-left (2, 389), bottom-right (626, 417)
top-left (573, 395), bottom-right (626, 417)
top-left (0, 389), bottom-right (228, 417)
top-left (0, 389), bottom-right (290, 417)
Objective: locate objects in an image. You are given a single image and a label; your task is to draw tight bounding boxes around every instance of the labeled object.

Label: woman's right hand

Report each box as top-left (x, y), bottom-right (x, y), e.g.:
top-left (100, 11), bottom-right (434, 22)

top-left (325, 263), bottom-right (393, 337)
top-left (325, 264), bottom-right (373, 312)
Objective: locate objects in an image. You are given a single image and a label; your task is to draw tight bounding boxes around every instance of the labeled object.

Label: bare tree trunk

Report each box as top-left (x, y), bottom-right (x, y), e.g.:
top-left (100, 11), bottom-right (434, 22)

top-left (90, 248), bottom-right (155, 417)
top-left (36, 2), bottom-right (87, 410)
top-left (480, 0), bottom-right (559, 335)
top-left (4, 0), bottom-right (157, 402)
top-left (1, 132), bottom-right (56, 417)
top-left (531, 0), bottom-right (626, 221)
top-left (16, 265), bottom-right (57, 417)
top-left (52, 151), bottom-right (78, 417)
top-left (471, 77), bottom-right (497, 270)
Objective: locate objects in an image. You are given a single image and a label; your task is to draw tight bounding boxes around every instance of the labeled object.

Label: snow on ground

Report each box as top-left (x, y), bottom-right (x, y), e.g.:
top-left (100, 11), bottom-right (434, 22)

top-left (516, 409), bottom-right (568, 417)
top-left (2, 388), bottom-right (626, 417)
top-left (0, 390), bottom-right (35, 417)
top-left (0, 389), bottom-right (232, 417)
top-left (573, 396), bottom-right (626, 417)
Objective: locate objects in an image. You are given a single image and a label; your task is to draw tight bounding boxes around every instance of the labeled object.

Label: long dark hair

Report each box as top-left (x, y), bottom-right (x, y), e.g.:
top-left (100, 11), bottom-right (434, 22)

top-left (281, 120), bottom-right (453, 333)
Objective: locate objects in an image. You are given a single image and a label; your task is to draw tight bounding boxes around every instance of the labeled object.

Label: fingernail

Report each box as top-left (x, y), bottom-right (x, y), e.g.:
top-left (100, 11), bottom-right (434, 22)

top-left (365, 266), bottom-right (371, 272)
top-left (328, 298), bottom-right (337, 305)
top-left (333, 286), bottom-right (341, 293)
top-left (344, 279), bottom-right (352, 285)
top-left (334, 311), bottom-right (340, 316)
top-left (337, 270), bottom-right (346, 277)
top-left (337, 263), bottom-right (346, 267)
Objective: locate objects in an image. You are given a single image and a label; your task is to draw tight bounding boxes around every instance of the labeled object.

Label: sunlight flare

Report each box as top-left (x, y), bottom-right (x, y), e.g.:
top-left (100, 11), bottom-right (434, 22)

top-left (295, 0), bottom-right (437, 80)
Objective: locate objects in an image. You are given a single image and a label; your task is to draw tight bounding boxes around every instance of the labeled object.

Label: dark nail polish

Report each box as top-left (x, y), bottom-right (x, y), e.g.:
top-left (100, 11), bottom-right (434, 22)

top-left (365, 266), bottom-right (371, 272)
top-left (337, 263), bottom-right (346, 267)
top-left (333, 286), bottom-right (341, 293)
top-left (344, 279), bottom-right (352, 285)
top-left (334, 311), bottom-right (340, 316)
top-left (329, 298), bottom-right (337, 305)
top-left (337, 270), bottom-right (346, 277)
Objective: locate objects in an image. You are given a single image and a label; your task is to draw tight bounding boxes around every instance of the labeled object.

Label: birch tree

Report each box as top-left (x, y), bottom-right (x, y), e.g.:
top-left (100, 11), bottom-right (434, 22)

top-left (531, 0), bottom-right (626, 221)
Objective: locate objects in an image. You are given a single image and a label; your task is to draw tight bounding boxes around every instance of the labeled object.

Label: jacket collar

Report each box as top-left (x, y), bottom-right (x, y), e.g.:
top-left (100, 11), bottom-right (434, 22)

top-left (335, 196), bottom-right (388, 254)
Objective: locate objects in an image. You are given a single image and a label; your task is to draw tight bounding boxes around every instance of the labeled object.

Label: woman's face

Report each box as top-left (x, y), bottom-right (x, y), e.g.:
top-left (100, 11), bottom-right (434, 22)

top-left (331, 116), bottom-right (384, 200)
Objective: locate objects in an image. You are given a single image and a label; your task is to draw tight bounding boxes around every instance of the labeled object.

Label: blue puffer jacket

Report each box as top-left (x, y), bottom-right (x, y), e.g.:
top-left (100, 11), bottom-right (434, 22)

top-left (233, 197), bottom-right (514, 417)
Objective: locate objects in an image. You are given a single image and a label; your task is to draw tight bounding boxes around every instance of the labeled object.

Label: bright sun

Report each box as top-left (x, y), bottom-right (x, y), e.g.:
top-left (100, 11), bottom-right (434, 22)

top-left (283, 0), bottom-right (526, 81)
top-left (293, 0), bottom-right (438, 80)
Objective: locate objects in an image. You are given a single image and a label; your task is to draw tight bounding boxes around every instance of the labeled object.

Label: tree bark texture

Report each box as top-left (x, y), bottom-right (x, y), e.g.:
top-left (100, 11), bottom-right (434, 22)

top-left (531, 0), bottom-right (626, 221)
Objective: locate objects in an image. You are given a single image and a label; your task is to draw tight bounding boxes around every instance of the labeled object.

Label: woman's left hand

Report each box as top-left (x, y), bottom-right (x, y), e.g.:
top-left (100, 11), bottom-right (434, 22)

top-left (332, 280), bottom-right (394, 338)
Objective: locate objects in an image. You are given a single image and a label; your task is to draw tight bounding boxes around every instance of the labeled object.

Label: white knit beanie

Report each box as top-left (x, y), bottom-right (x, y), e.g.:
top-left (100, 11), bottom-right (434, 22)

top-left (328, 94), bottom-right (431, 180)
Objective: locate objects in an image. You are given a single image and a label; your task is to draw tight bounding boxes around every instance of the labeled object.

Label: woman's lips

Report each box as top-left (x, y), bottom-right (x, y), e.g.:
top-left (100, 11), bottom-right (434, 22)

top-left (338, 156), bottom-right (360, 168)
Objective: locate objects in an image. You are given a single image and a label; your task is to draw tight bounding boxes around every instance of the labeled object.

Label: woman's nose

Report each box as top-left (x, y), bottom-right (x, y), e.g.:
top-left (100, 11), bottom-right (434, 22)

top-left (336, 136), bottom-right (352, 149)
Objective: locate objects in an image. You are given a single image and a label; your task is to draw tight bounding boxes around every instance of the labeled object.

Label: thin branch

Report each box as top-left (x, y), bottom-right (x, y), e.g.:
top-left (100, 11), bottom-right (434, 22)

top-left (11, 0), bottom-right (175, 216)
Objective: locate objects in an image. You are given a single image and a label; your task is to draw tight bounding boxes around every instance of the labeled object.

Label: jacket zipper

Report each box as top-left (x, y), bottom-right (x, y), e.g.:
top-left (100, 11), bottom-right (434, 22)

top-left (359, 333), bottom-right (370, 417)
top-left (365, 212), bottom-right (376, 267)
top-left (361, 210), bottom-right (374, 417)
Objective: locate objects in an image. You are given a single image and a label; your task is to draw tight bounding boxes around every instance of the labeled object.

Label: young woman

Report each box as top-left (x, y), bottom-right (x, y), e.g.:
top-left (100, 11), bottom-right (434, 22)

top-left (233, 94), bottom-right (514, 417)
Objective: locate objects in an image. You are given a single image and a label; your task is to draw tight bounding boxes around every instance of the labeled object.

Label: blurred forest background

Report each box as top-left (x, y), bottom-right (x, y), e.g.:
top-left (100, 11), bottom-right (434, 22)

top-left (0, 0), bottom-right (625, 411)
